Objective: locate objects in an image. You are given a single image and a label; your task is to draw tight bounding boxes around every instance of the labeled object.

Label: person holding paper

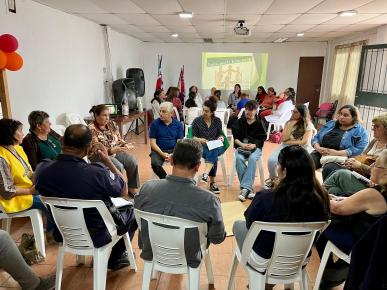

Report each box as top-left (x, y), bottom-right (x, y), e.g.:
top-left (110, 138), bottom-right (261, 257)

top-left (149, 102), bottom-right (184, 179)
top-left (192, 99), bottom-right (224, 194)
top-left (232, 100), bottom-right (266, 201)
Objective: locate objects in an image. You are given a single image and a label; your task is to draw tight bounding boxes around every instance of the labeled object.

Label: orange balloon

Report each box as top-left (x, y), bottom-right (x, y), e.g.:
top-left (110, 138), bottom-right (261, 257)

top-left (0, 50), bottom-right (6, 69)
top-left (5, 51), bottom-right (23, 71)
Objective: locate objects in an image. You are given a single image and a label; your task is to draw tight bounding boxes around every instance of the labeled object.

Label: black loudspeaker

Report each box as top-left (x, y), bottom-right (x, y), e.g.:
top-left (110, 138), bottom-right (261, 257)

top-left (112, 78), bottom-right (138, 111)
top-left (126, 68), bottom-right (145, 97)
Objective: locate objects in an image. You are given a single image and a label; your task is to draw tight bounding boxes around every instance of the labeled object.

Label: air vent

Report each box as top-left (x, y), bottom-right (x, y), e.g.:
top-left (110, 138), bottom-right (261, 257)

top-left (203, 38), bottom-right (214, 43)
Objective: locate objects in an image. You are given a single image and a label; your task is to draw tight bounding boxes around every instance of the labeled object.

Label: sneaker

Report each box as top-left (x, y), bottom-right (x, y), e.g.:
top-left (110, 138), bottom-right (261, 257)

top-left (201, 173), bottom-right (209, 184)
top-left (210, 182), bottom-right (220, 194)
top-left (247, 192), bottom-right (256, 199)
top-left (238, 188), bottom-right (250, 202)
top-left (35, 275), bottom-right (55, 290)
top-left (108, 252), bottom-right (130, 271)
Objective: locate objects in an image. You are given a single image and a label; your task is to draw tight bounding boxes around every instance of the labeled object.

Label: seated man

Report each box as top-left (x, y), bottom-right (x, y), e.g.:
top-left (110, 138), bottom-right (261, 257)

top-left (149, 101), bottom-right (184, 179)
top-left (0, 230), bottom-right (55, 290)
top-left (34, 124), bottom-right (137, 271)
top-left (134, 139), bottom-right (226, 267)
top-left (232, 100), bottom-right (266, 201)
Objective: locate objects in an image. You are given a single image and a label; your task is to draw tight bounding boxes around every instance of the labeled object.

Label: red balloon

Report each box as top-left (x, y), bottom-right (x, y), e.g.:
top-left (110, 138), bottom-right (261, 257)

top-left (0, 34), bottom-right (18, 53)
top-left (5, 52), bottom-right (23, 71)
top-left (0, 50), bottom-right (6, 69)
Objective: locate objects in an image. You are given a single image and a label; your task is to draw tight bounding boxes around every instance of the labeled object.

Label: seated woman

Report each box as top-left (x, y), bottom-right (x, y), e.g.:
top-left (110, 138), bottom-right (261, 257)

top-left (267, 104), bottom-right (315, 180)
top-left (227, 84), bottom-right (241, 109)
top-left (213, 90), bottom-right (227, 109)
top-left (0, 119), bottom-right (53, 231)
top-left (255, 86), bottom-right (267, 104)
top-left (184, 91), bottom-right (197, 108)
top-left (88, 105), bottom-right (140, 196)
top-left (21, 111), bottom-right (62, 170)
top-left (264, 89), bottom-right (296, 124)
top-left (189, 85), bottom-right (203, 108)
top-left (233, 145), bottom-right (329, 274)
top-left (258, 87), bottom-right (276, 118)
top-left (324, 113), bottom-right (387, 196)
top-left (310, 104), bottom-right (368, 180)
top-left (316, 150), bottom-right (387, 288)
top-left (192, 99), bottom-right (224, 194)
top-left (151, 89), bottom-right (165, 119)
top-left (166, 86), bottom-right (182, 117)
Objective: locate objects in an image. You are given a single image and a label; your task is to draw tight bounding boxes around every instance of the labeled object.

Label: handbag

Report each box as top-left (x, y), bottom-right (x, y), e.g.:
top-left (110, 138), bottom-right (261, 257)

top-left (269, 131), bottom-right (282, 144)
top-left (320, 155), bottom-right (347, 166)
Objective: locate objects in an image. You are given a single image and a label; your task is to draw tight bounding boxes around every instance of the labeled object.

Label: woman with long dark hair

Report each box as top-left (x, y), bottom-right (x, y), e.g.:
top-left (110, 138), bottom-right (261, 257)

top-left (151, 89), bottom-right (165, 119)
top-left (255, 86), bottom-right (267, 104)
top-left (232, 145), bottom-right (330, 273)
top-left (228, 84), bottom-right (241, 108)
top-left (267, 104), bottom-right (315, 180)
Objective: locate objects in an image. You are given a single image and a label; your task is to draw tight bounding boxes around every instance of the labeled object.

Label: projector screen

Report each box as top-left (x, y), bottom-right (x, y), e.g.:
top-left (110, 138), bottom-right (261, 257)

top-left (201, 52), bottom-right (269, 91)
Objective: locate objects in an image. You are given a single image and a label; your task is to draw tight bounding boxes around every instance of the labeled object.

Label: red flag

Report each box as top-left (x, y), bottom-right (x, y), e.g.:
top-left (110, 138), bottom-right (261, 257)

top-left (177, 66), bottom-right (185, 103)
top-left (155, 55), bottom-right (163, 90)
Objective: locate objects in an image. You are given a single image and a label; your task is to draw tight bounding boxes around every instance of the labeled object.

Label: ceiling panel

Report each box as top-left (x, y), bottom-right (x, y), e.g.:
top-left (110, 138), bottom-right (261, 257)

top-left (164, 25), bottom-right (197, 33)
top-left (256, 14), bottom-right (300, 25)
top-left (309, 0), bottom-right (374, 13)
top-left (253, 24), bottom-right (285, 32)
top-left (224, 14), bottom-right (261, 26)
top-left (308, 24), bottom-right (349, 32)
top-left (35, 0), bottom-right (106, 13)
top-left (287, 37), bottom-right (328, 42)
top-left (249, 31), bottom-right (273, 38)
top-left (271, 31), bottom-right (303, 38)
top-left (360, 14), bottom-right (387, 24)
top-left (279, 24), bottom-right (316, 32)
top-left (226, 0), bottom-right (275, 14)
top-left (130, 0), bottom-right (181, 14)
top-left (195, 25), bottom-right (225, 33)
top-left (357, 0), bottom-right (387, 13)
top-left (137, 25), bottom-right (170, 33)
top-left (90, 0), bottom-right (145, 13)
top-left (179, 0), bottom-right (225, 14)
top-left (266, 0), bottom-right (325, 14)
top-left (152, 14), bottom-right (192, 26)
top-left (78, 13), bottom-right (128, 24)
top-left (290, 14), bottom-right (337, 24)
top-left (109, 24), bottom-right (145, 33)
top-left (339, 24), bottom-right (379, 31)
top-left (178, 38), bottom-right (204, 43)
top-left (190, 14), bottom-right (224, 26)
top-left (323, 14), bottom-right (380, 24)
top-left (117, 13), bottom-right (160, 25)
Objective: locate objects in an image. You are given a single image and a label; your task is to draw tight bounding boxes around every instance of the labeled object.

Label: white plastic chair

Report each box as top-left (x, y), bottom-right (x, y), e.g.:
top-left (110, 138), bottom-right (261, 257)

top-left (64, 113), bottom-right (87, 127)
top-left (134, 209), bottom-right (214, 290)
top-left (0, 204), bottom-right (46, 258)
top-left (184, 107), bottom-right (202, 136)
top-left (312, 241), bottom-right (351, 290)
top-left (227, 221), bottom-right (329, 290)
top-left (265, 109), bottom-right (293, 140)
top-left (228, 148), bottom-right (265, 187)
top-left (42, 197), bottom-right (137, 290)
top-left (51, 125), bottom-right (66, 136)
top-left (173, 107), bottom-right (180, 121)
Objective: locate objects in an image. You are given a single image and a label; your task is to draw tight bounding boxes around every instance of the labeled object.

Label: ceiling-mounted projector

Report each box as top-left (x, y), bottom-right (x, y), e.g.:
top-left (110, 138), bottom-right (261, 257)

top-left (234, 20), bottom-right (250, 36)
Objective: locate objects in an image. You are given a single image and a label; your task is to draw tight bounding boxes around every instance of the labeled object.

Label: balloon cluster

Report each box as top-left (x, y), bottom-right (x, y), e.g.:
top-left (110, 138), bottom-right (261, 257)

top-left (0, 34), bottom-right (23, 71)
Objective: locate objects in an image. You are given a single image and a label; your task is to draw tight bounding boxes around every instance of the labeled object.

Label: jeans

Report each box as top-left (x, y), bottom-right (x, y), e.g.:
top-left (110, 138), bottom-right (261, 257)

top-left (267, 144), bottom-right (288, 179)
top-left (31, 195), bottom-right (54, 232)
top-left (235, 148), bottom-right (262, 191)
top-left (202, 145), bottom-right (224, 177)
top-left (0, 230), bottom-right (40, 290)
top-left (150, 149), bottom-right (173, 179)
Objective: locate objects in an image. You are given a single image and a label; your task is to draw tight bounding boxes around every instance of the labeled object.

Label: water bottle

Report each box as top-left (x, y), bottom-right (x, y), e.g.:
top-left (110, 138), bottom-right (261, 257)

top-left (137, 97), bottom-right (143, 112)
top-left (121, 94), bottom-right (129, 116)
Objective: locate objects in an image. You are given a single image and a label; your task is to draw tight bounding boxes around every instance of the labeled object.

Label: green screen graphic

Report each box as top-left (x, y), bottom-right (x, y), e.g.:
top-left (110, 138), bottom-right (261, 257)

top-left (201, 52), bottom-right (268, 91)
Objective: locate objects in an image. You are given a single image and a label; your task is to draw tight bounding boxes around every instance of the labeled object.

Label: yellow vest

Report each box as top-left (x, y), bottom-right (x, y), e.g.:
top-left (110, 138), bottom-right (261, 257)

top-left (0, 145), bottom-right (33, 213)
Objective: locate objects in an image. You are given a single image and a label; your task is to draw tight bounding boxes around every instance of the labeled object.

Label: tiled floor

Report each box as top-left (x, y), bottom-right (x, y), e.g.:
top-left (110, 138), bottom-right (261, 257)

top-left (0, 131), bottom-right (344, 290)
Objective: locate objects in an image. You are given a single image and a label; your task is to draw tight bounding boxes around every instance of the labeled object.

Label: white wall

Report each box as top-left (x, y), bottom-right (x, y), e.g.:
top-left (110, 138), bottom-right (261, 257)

top-left (141, 42), bottom-right (327, 106)
top-left (0, 0), bottom-right (142, 129)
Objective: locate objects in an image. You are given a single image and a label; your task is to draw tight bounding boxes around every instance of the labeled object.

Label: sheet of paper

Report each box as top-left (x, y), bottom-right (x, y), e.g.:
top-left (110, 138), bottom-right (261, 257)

top-left (206, 140), bottom-right (223, 151)
top-left (111, 197), bottom-right (133, 208)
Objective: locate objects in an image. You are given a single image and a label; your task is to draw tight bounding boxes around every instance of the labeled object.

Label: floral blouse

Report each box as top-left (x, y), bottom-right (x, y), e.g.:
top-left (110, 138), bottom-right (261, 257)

top-left (88, 121), bottom-right (127, 150)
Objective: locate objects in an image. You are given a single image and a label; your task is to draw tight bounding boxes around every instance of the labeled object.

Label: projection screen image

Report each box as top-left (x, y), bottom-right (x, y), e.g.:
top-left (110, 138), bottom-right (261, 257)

top-left (201, 52), bottom-right (269, 91)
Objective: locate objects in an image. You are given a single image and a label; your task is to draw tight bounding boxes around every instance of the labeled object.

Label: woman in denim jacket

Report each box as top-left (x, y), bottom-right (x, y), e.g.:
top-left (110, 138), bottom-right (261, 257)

top-left (311, 105), bottom-right (368, 180)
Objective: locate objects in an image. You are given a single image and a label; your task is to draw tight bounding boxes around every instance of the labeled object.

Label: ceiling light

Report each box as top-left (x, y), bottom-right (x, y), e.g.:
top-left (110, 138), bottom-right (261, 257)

top-left (297, 32), bottom-right (304, 37)
top-left (171, 33), bottom-right (179, 38)
top-left (338, 10), bottom-right (358, 17)
top-left (179, 11), bottom-right (193, 18)
top-left (273, 37), bottom-right (288, 43)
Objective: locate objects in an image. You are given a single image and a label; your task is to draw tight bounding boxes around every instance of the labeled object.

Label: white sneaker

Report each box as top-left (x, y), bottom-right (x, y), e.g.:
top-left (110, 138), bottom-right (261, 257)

top-left (238, 188), bottom-right (250, 202)
top-left (247, 192), bottom-right (255, 199)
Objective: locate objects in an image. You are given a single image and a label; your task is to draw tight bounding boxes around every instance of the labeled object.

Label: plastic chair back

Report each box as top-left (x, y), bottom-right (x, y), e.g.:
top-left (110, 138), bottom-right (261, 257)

top-left (42, 197), bottom-right (117, 250)
top-left (240, 221), bottom-right (329, 284)
top-left (64, 113), bottom-right (87, 127)
top-left (184, 107), bottom-right (202, 125)
top-left (215, 109), bottom-right (229, 128)
top-left (172, 107), bottom-right (180, 121)
top-left (134, 209), bottom-right (208, 274)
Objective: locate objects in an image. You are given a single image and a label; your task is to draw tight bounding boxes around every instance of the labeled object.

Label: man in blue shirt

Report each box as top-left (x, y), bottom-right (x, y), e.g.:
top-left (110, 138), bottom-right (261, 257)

top-left (35, 124), bottom-right (137, 271)
top-left (236, 93), bottom-right (250, 111)
top-left (149, 101), bottom-right (184, 179)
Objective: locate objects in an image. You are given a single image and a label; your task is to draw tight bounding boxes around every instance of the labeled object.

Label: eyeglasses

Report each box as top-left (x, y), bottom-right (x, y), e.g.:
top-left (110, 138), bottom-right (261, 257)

top-left (370, 163), bottom-right (386, 170)
top-left (372, 124), bottom-right (381, 129)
